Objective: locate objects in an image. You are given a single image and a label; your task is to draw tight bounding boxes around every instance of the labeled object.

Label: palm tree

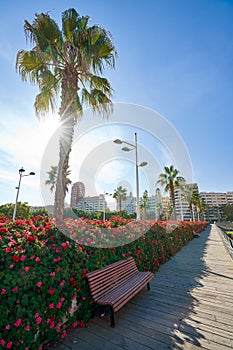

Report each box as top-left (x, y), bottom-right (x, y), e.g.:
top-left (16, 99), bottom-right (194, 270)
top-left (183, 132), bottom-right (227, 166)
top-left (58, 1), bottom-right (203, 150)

top-left (113, 186), bottom-right (127, 211)
top-left (182, 184), bottom-right (197, 221)
top-left (157, 165), bottom-right (185, 220)
top-left (16, 8), bottom-right (117, 219)
top-left (45, 165), bottom-right (71, 193)
top-left (140, 190), bottom-right (149, 219)
top-left (195, 195), bottom-right (206, 221)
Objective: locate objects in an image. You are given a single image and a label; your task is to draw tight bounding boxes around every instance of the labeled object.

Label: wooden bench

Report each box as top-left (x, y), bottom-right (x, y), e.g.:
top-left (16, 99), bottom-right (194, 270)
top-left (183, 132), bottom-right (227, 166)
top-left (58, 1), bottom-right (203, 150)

top-left (86, 257), bottom-right (154, 327)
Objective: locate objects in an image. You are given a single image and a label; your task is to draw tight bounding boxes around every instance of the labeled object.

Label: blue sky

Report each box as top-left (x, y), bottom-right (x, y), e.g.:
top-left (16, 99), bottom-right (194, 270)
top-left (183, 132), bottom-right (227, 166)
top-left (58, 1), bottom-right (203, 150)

top-left (0, 0), bottom-right (233, 206)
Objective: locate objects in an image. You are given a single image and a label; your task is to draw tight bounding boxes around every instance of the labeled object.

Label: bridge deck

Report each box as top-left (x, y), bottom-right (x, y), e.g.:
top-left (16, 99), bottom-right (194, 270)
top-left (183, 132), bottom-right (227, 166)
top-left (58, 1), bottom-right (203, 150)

top-left (49, 224), bottom-right (233, 349)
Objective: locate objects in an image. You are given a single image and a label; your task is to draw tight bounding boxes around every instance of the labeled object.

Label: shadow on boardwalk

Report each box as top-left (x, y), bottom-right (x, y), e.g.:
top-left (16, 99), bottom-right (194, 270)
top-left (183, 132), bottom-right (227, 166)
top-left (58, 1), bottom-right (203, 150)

top-left (48, 225), bottom-right (233, 349)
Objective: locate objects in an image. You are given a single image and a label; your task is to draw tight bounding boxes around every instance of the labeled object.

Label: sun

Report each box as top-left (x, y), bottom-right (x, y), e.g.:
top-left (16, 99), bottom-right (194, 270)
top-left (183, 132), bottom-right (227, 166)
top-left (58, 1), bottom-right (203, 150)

top-left (39, 115), bottom-right (60, 141)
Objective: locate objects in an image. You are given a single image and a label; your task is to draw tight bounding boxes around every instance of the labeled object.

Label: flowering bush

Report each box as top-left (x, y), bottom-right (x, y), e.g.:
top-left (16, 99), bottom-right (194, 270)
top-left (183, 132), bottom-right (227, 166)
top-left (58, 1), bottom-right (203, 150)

top-left (0, 216), bottom-right (208, 349)
top-left (0, 216), bottom-right (92, 349)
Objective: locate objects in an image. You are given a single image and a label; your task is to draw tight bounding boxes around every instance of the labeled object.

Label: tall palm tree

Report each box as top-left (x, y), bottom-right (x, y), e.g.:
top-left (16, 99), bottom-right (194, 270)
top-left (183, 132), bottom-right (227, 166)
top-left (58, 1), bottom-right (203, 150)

top-left (157, 165), bottom-right (185, 220)
top-left (195, 194), bottom-right (207, 221)
top-left (182, 184), bottom-right (197, 221)
top-left (45, 165), bottom-right (71, 193)
top-left (140, 190), bottom-right (150, 219)
top-left (16, 8), bottom-right (117, 219)
top-left (113, 186), bottom-right (127, 211)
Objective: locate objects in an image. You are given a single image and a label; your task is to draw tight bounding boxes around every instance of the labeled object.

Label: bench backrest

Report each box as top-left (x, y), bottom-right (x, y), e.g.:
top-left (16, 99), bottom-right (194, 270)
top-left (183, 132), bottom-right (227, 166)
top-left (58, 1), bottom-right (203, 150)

top-left (86, 257), bottom-right (138, 301)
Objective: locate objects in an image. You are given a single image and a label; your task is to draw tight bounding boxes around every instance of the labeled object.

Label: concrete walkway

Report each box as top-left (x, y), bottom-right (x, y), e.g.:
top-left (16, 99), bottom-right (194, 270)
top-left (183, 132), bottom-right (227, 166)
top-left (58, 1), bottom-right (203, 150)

top-left (48, 224), bottom-right (233, 349)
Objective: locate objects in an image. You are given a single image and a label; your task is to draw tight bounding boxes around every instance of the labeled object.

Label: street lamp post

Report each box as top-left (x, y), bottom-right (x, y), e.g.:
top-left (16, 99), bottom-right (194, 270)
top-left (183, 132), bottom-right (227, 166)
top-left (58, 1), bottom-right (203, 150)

top-left (103, 192), bottom-right (112, 220)
top-left (12, 167), bottom-right (35, 220)
top-left (113, 133), bottom-right (147, 220)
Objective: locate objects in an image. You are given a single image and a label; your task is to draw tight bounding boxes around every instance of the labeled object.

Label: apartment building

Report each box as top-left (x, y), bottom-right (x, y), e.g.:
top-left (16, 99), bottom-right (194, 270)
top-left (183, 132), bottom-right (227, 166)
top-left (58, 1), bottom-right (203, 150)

top-left (75, 194), bottom-right (107, 212)
top-left (70, 182), bottom-right (85, 208)
top-left (200, 191), bottom-right (233, 221)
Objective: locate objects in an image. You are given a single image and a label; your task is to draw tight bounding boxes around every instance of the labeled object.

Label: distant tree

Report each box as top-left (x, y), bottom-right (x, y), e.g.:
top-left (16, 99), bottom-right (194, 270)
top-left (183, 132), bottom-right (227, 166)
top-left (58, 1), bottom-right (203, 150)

top-left (0, 202), bottom-right (31, 220)
top-left (31, 208), bottom-right (50, 217)
top-left (221, 204), bottom-right (233, 221)
top-left (157, 165), bottom-right (185, 220)
top-left (113, 186), bottom-right (127, 211)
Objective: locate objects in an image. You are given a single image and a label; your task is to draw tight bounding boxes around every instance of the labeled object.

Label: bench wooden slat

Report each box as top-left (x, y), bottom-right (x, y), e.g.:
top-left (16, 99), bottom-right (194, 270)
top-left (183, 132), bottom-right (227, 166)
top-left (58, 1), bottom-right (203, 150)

top-left (86, 257), bottom-right (154, 326)
top-left (96, 271), bottom-right (153, 312)
top-left (87, 258), bottom-right (138, 299)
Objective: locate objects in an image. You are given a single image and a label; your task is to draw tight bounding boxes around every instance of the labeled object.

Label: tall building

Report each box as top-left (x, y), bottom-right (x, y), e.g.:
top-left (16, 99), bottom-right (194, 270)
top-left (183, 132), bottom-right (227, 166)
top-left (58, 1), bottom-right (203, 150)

top-left (70, 182), bottom-right (85, 208)
top-left (200, 191), bottom-right (233, 222)
top-left (123, 192), bottom-right (135, 213)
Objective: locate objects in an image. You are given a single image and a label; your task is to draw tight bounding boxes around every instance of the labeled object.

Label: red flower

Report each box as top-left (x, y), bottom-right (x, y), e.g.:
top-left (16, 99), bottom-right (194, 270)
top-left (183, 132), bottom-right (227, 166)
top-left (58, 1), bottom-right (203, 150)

top-left (5, 248), bottom-right (13, 253)
top-left (14, 319), bottom-right (22, 327)
top-left (48, 288), bottom-right (55, 295)
top-left (12, 255), bottom-right (19, 262)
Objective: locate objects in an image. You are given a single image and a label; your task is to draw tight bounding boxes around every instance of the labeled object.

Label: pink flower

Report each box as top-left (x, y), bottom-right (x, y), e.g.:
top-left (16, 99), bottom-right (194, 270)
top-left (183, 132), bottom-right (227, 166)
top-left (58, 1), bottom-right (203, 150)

top-left (14, 319), bottom-right (22, 327)
top-left (36, 317), bottom-right (42, 325)
top-left (12, 286), bottom-right (19, 292)
top-left (50, 321), bottom-right (55, 329)
top-left (20, 255), bottom-right (26, 261)
top-left (56, 302), bottom-right (62, 309)
top-left (37, 281), bottom-right (42, 287)
top-left (61, 297), bottom-right (65, 302)
top-left (24, 266), bottom-right (30, 271)
top-left (59, 280), bottom-right (65, 286)
top-left (6, 341), bottom-right (13, 348)
top-left (6, 325), bottom-right (10, 330)
top-left (34, 313), bottom-right (39, 318)
top-left (1, 288), bottom-right (6, 294)
top-left (61, 331), bottom-right (67, 339)
top-left (9, 264), bottom-right (14, 269)
top-left (82, 296), bottom-right (86, 301)
top-left (72, 321), bottom-right (78, 328)
top-left (25, 325), bottom-right (30, 331)
top-left (49, 304), bottom-right (54, 309)
top-left (0, 339), bottom-right (6, 346)
top-left (35, 257), bottom-right (40, 263)
top-left (50, 272), bottom-right (55, 277)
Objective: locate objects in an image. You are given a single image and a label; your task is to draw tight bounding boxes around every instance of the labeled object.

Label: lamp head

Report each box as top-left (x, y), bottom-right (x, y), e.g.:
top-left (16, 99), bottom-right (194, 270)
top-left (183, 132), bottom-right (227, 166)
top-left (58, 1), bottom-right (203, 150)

top-left (29, 172), bottom-right (35, 176)
top-left (113, 139), bottom-right (123, 144)
top-left (122, 147), bottom-right (130, 152)
top-left (139, 161), bottom-right (148, 167)
top-left (19, 167), bottom-right (25, 174)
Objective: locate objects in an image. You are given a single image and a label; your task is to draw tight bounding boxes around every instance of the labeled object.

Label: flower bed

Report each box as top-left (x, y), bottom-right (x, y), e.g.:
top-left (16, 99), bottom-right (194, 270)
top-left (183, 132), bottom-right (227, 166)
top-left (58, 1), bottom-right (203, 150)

top-left (0, 216), bottom-right (208, 349)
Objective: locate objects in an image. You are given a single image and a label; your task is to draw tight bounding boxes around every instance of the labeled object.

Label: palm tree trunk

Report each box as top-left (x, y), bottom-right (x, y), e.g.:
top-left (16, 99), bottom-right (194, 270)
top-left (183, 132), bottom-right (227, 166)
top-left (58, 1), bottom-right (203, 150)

top-left (170, 182), bottom-right (177, 220)
top-left (53, 66), bottom-right (78, 220)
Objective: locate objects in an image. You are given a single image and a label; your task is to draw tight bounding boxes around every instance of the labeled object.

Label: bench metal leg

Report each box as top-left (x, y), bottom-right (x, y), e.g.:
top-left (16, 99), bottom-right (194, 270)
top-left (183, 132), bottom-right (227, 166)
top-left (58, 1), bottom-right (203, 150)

top-left (147, 282), bottom-right (150, 291)
top-left (108, 306), bottom-right (115, 328)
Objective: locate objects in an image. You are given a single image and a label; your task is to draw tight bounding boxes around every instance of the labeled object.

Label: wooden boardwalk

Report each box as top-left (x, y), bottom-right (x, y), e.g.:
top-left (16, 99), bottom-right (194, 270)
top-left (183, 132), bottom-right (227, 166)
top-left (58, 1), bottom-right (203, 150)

top-left (50, 224), bottom-right (233, 349)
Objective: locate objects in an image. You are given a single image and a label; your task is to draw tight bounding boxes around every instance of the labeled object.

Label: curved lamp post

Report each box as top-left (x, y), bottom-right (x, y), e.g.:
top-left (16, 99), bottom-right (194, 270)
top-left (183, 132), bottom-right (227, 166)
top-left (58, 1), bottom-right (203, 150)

top-left (12, 167), bottom-right (35, 220)
top-left (113, 133), bottom-right (147, 220)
